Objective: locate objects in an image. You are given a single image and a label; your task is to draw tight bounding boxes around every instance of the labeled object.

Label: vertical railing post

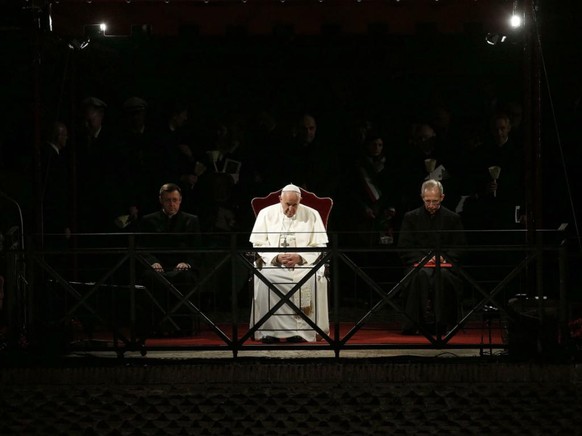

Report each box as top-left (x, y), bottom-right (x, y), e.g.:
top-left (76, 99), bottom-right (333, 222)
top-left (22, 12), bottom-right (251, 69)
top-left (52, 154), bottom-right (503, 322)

top-left (332, 232), bottom-right (340, 358)
top-left (232, 232), bottom-right (239, 358)
top-left (24, 235), bottom-right (33, 344)
top-left (129, 234), bottom-right (137, 344)
top-left (536, 230), bottom-right (545, 327)
top-left (434, 231), bottom-right (442, 339)
top-left (558, 235), bottom-right (568, 345)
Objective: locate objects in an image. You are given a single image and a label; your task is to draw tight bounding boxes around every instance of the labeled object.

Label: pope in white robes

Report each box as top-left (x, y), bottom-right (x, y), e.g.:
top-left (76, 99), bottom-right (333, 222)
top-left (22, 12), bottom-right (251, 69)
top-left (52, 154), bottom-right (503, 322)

top-left (249, 184), bottom-right (329, 343)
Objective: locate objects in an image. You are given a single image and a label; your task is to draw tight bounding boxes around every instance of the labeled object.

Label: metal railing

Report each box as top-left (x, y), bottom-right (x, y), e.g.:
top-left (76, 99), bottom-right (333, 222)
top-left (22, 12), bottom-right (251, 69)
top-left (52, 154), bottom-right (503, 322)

top-left (2, 228), bottom-right (572, 358)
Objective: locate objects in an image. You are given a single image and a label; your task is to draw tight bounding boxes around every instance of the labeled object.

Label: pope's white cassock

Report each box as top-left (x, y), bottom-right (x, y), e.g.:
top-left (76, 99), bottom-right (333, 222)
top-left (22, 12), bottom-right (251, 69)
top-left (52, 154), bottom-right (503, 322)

top-left (249, 202), bottom-right (329, 342)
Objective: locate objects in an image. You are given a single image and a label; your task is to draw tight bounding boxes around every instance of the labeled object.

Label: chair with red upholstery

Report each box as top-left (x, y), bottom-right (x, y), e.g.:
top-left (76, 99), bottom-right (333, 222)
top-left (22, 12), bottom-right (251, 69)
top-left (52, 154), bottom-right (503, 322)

top-left (248, 186), bottom-right (333, 343)
top-left (251, 188), bottom-right (333, 229)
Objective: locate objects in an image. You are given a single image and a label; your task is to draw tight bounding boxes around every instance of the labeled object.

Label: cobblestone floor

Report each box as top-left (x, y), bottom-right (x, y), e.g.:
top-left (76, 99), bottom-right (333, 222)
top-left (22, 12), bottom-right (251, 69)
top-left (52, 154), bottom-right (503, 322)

top-left (2, 358), bottom-right (582, 435)
top-left (2, 381), bottom-right (582, 435)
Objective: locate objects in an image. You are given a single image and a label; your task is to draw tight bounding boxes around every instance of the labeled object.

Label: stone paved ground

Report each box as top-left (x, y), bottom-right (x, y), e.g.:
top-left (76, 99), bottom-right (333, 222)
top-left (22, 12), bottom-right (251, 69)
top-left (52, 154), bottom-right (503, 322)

top-left (2, 358), bottom-right (582, 435)
top-left (2, 382), bottom-right (582, 435)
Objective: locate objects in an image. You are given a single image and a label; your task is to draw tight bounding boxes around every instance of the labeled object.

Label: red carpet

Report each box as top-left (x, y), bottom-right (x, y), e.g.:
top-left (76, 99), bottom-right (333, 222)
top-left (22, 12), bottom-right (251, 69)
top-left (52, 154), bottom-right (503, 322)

top-left (142, 322), bottom-right (505, 347)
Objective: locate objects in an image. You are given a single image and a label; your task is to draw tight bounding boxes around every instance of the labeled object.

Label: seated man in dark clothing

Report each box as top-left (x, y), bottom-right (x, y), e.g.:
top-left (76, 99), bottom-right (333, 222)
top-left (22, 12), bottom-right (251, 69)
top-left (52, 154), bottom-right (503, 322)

top-left (138, 183), bottom-right (201, 335)
top-left (398, 179), bottom-right (466, 336)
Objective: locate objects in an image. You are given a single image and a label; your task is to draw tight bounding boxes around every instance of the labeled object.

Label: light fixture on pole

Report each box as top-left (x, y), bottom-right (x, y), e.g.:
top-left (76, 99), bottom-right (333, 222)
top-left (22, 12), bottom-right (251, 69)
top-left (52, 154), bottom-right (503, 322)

top-left (485, 33), bottom-right (507, 46)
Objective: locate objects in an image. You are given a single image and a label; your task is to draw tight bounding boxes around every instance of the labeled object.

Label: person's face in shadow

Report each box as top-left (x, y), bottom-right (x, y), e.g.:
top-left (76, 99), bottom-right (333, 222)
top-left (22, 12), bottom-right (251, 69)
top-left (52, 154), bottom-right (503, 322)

top-left (422, 188), bottom-right (444, 215)
top-left (84, 107), bottom-right (104, 130)
top-left (160, 190), bottom-right (182, 217)
top-left (410, 123), bottom-right (436, 154)
top-left (301, 115), bottom-right (317, 145)
top-left (366, 137), bottom-right (384, 158)
top-left (172, 110), bottom-right (189, 129)
top-left (127, 109), bottom-right (146, 132)
top-left (492, 117), bottom-right (511, 146)
top-left (54, 123), bottom-right (68, 150)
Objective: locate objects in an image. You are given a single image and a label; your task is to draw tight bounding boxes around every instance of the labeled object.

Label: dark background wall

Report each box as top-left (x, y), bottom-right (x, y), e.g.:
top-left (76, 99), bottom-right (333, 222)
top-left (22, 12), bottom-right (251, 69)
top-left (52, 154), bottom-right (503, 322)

top-left (0, 0), bottom-right (581, 236)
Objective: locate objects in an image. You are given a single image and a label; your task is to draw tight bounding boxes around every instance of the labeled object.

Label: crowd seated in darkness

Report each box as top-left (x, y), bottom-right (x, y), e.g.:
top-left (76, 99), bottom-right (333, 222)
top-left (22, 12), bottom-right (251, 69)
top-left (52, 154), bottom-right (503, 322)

top-left (0, 67), bottom-right (531, 249)
top-left (43, 93), bottom-right (525, 247)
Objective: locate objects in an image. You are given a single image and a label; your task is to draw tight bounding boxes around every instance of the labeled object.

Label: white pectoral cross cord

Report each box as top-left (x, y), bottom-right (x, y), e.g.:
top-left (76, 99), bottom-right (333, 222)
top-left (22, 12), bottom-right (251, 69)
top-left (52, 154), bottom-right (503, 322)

top-left (279, 215), bottom-right (296, 249)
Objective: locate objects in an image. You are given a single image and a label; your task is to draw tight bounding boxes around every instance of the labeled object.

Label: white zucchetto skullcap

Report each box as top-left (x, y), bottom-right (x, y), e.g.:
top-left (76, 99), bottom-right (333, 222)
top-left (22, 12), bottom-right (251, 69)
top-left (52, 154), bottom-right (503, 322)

top-left (282, 184), bottom-right (301, 194)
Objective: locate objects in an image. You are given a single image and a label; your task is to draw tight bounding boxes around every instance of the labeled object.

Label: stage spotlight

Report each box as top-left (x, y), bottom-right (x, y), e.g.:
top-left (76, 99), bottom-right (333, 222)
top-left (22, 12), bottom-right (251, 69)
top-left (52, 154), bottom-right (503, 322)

top-left (510, 14), bottom-right (522, 28)
top-left (84, 23), bottom-right (107, 38)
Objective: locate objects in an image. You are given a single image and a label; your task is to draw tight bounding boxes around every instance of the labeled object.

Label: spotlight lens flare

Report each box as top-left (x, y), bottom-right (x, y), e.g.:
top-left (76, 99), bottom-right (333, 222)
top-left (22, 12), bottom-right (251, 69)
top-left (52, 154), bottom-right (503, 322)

top-left (510, 14), bottom-right (522, 28)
